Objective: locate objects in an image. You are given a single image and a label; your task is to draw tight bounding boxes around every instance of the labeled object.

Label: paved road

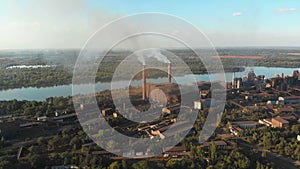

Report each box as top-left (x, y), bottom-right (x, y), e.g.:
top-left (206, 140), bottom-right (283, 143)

top-left (236, 139), bottom-right (300, 169)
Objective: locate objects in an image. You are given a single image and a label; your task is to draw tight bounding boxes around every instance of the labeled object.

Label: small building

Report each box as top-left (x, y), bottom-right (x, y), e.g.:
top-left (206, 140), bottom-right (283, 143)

top-left (50, 165), bottom-right (79, 169)
top-left (278, 107), bottom-right (295, 113)
top-left (163, 146), bottom-right (186, 153)
top-left (280, 115), bottom-right (297, 121)
top-left (101, 108), bottom-right (114, 116)
top-left (0, 114), bottom-right (13, 120)
top-left (283, 96), bottom-right (300, 104)
top-left (54, 110), bottom-right (67, 117)
top-left (194, 101), bottom-right (201, 110)
top-left (232, 121), bottom-right (258, 129)
top-left (229, 126), bottom-right (242, 136)
top-left (194, 99), bottom-right (215, 110)
top-left (203, 140), bottom-right (227, 150)
top-left (19, 122), bottom-right (41, 128)
top-left (272, 116), bottom-right (289, 128)
top-left (258, 119), bottom-right (272, 127)
top-left (163, 146), bottom-right (189, 157)
top-left (162, 107), bottom-right (171, 114)
top-left (52, 113), bottom-right (77, 123)
top-left (92, 149), bottom-right (120, 158)
top-left (17, 146), bottom-right (29, 160)
top-left (37, 116), bottom-right (48, 121)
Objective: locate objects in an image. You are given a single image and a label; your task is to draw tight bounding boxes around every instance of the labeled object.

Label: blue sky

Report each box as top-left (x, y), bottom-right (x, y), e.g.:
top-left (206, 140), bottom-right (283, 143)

top-left (0, 0), bottom-right (300, 49)
top-left (92, 0), bottom-right (300, 32)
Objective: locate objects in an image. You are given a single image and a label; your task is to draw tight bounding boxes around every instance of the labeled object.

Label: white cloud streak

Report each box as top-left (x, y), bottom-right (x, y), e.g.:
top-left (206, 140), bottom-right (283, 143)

top-left (232, 12), bottom-right (242, 17)
top-left (277, 8), bottom-right (297, 14)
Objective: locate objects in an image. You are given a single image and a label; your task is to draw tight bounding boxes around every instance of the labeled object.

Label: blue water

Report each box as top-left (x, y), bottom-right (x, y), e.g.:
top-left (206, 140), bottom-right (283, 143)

top-left (0, 66), bottom-right (298, 101)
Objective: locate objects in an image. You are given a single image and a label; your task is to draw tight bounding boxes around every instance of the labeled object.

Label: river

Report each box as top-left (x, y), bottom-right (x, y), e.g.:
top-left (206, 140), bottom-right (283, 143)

top-left (0, 66), bottom-right (298, 101)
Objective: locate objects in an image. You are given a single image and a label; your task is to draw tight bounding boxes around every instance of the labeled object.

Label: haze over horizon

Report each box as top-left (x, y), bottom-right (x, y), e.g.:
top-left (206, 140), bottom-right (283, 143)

top-left (1, 0), bottom-right (300, 49)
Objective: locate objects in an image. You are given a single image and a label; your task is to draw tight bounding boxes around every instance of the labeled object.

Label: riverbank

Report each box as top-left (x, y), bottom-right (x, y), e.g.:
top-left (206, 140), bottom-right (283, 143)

top-left (0, 66), bottom-right (299, 101)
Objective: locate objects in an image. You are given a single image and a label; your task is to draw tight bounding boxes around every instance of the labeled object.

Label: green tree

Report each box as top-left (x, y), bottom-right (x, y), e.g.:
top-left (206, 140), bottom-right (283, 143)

top-left (0, 160), bottom-right (13, 169)
top-left (197, 146), bottom-right (204, 161)
top-left (210, 141), bottom-right (217, 163)
top-left (109, 161), bottom-right (120, 169)
top-left (166, 159), bottom-right (181, 169)
top-left (262, 151), bottom-right (267, 158)
top-left (262, 135), bottom-right (271, 149)
top-left (291, 125), bottom-right (299, 134)
top-left (132, 160), bottom-right (150, 169)
top-left (256, 161), bottom-right (261, 169)
top-left (121, 160), bottom-right (127, 169)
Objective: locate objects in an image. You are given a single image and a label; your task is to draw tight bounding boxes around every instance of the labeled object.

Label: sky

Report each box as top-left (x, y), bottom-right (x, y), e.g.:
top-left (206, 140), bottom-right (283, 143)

top-left (0, 0), bottom-right (300, 49)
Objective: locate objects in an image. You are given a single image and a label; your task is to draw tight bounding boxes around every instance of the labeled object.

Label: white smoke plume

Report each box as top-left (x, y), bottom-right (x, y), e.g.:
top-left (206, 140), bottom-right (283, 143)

top-left (137, 49), bottom-right (170, 65)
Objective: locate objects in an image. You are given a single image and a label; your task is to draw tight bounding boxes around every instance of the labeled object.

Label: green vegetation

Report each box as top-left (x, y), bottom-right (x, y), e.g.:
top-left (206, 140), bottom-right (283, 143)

top-left (0, 67), bottom-right (72, 90)
top-left (240, 126), bottom-right (300, 161)
top-left (3, 48), bottom-right (300, 90)
top-left (0, 97), bottom-right (74, 117)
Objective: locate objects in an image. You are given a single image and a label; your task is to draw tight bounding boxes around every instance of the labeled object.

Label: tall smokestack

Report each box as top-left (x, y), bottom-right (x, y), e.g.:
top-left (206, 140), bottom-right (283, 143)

top-left (168, 63), bottom-right (171, 83)
top-left (142, 65), bottom-right (147, 100)
top-left (232, 72), bottom-right (235, 89)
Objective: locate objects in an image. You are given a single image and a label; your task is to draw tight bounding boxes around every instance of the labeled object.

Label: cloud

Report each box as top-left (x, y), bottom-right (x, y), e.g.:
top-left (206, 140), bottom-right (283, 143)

top-left (277, 8), bottom-right (297, 14)
top-left (232, 12), bottom-right (242, 17)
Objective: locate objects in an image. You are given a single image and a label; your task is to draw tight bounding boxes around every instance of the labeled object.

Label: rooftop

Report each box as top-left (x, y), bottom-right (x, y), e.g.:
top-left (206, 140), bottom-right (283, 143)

top-left (283, 96), bottom-right (300, 100)
top-left (164, 146), bottom-right (186, 152)
top-left (203, 140), bottom-right (227, 147)
top-left (232, 121), bottom-right (258, 125)
top-left (273, 116), bottom-right (289, 124)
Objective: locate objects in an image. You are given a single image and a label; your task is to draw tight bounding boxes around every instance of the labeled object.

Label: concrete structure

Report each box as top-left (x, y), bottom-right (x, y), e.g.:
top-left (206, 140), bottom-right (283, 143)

top-left (141, 63), bottom-right (175, 101)
top-left (254, 75), bottom-right (265, 91)
top-left (288, 70), bottom-right (300, 85)
top-left (232, 75), bottom-right (242, 89)
top-left (247, 69), bottom-right (256, 83)
top-left (146, 83), bottom-right (180, 103)
top-left (232, 72), bottom-right (235, 89)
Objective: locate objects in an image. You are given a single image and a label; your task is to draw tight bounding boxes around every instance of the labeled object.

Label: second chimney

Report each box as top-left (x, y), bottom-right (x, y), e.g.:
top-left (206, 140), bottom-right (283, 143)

top-left (168, 63), bottom-right (171, 83)
top-left (142, 65), bottom-right (147, 100)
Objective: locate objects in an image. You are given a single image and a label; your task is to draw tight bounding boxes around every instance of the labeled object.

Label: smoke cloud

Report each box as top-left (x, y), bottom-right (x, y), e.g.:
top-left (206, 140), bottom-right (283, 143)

top-left (137, 49), bottom-right (170, 66)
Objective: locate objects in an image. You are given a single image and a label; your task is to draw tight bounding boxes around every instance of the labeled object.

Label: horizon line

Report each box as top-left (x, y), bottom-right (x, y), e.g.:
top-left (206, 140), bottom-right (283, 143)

top-left (1, 45), bottom-right (300, 51)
